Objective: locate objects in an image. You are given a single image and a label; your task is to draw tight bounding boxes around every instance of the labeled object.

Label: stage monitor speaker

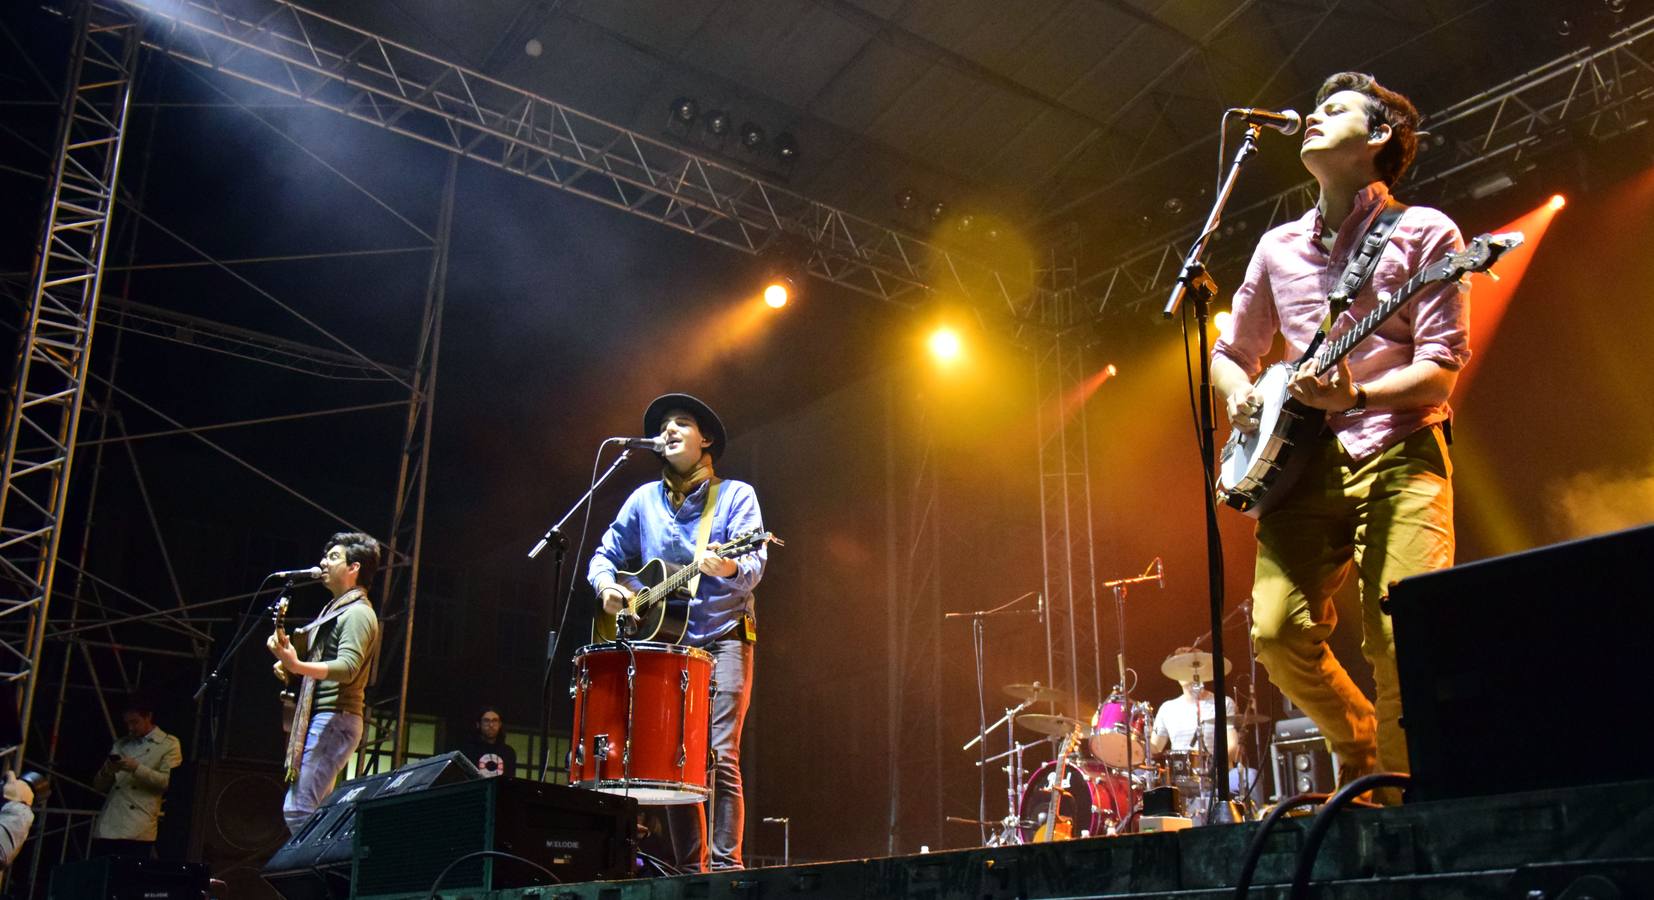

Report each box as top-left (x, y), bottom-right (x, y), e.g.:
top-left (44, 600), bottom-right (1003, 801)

top-left (160, 759), bottom-right (289, 900)
top-left (262, 751), bottom-right (479, 899)
top-left (47, 858), bottom-right (210, 899)
top-left (1392, 523), bottom-right (1654, 803)
top-left (352, 778), bottom-right (636, 897)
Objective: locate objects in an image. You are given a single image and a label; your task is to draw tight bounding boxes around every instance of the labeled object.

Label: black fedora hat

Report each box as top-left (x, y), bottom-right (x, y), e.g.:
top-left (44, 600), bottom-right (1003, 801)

top-left (643, 393), bottom-right (726, 461)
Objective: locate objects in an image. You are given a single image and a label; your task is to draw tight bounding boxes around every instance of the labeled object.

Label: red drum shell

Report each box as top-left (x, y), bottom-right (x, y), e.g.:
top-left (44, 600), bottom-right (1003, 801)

top-left (569, 641), bottom-right (712, 805)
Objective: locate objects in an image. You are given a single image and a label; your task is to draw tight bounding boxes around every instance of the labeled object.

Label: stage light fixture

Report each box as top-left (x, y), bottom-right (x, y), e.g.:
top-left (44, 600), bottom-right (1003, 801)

top-left (928, 326), bottom-right (962, 362)
top-left (956, 213), bottom-right (975, 233)
top-left (775, 131), bottom-right (799, 162)
top-left (524, 38), bottom-right (543, 58)
top-left (1548, 193), bottom-right (1567, 211)
top-left (763, 280), bottom-right (792, 309)
top-left (705, 110), bottom-right (731, 136)
top-left (739, 122), bottom-right (766, 149)
top-left (928, 201), bottom-right (947, 223)
top-left (1468, 172), bottom-right (1516, 200)
top-left (1106, 364), bottom-right (1118, 377)
top-left (896, 188), bottom-right (917, 210)
top-left (670, 96), bottom-right (699, 124)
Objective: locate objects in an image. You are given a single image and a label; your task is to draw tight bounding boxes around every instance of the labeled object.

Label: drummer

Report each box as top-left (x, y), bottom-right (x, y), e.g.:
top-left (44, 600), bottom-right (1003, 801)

top-left (1148, 648), bottom-right (1239, 761)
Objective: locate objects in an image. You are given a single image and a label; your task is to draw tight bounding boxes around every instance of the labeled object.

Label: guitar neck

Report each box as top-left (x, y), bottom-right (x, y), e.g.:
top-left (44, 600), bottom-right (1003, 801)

top-left (1312, 268), bottom-right (1431, 378)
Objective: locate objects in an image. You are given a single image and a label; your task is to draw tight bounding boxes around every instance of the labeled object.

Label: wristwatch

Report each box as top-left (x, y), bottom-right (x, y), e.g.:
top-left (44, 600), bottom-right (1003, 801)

top-left (1352, 384), bottom-right (1368, 410)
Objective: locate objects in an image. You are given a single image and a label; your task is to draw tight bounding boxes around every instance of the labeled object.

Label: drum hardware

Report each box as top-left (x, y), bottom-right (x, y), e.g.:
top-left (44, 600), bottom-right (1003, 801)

top-left (947, 592), bottom-right (1043, 847)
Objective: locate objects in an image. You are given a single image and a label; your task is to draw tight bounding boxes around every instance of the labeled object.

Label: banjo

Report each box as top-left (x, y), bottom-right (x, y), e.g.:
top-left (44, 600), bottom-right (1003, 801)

top-left (1216, 230), bottom-right (1523, 518)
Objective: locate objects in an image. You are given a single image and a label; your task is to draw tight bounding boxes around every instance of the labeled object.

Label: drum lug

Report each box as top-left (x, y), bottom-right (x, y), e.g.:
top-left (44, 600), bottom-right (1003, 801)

top-left (573, 742), bottom-right (584, 766)
top-left (677, 745), bottom-right (687, 767)
top-left (568, 675), bottom-right (578, 699)
top-left (681, 670), bottom-right (690, 691)
top-left (594, 734), bottom-right (610, 763)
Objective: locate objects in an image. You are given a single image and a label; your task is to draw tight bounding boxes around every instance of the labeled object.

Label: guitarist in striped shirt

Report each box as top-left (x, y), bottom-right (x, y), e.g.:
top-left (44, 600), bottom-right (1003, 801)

top-left (1210, 73), bottom-right (1470, 804)
top-left (589, 393), bottom-right (767, 872)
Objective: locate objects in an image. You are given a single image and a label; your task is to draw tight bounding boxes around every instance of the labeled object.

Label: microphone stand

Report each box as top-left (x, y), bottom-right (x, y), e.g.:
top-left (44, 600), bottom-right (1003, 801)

top-left (946, 592), bottom-right (1039, 845)
top-left (528, 445), bottom-right (639, 781)
top-left (1162, 122), bottom-right (1264, 811)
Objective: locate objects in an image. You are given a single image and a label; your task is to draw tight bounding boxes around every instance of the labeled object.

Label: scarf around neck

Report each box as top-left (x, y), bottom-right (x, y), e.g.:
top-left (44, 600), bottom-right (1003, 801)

top-left (662, 459), bottom-right (715, 509)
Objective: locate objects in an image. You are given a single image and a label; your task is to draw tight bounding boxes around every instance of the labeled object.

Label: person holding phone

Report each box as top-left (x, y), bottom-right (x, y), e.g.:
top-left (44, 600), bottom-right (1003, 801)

top-left (91, 696), bottom-right (182, 858)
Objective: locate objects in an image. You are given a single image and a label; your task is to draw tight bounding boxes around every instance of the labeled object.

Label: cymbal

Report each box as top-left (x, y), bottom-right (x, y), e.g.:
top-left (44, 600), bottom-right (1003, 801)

top-left (1017, 713), bottom-right (1084, 737)
top-left (1161, 650), bottom-right (1232, 683)
top-left (1003, 682), bottom-right (1066, 705)
top-left (1232, 711), bottom-right (1272, 727)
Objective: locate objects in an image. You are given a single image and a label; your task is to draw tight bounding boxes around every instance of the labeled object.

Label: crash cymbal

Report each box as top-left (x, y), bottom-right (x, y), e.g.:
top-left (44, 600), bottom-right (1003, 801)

top-left (1231, 711), bottom-right (1272, 727)
top-left (1003, 682), bottom-right (1066, 705)
top-left (1161, 650), bottom-right (1232, 683)
top-left (1017, 713), bottom-right (1084, 737)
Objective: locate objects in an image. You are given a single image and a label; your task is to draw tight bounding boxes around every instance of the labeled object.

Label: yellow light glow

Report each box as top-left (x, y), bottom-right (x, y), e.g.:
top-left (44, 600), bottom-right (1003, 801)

top-left (1213, 310), bottom-right (1234, 338)
top-left (1548, 193), bottom-right (1566, 211)
top-left (763, 282), bottom-right (789, 308)
top-left (1105, 364), bottom-right (1118, 377)
top-left (928, 326), bottom-right (963, 362)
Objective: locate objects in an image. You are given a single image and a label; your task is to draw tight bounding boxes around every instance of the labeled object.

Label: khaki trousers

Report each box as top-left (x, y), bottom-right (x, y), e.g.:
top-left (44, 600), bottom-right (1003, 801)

top-left (1250, 424), bottom-right (1454, 790)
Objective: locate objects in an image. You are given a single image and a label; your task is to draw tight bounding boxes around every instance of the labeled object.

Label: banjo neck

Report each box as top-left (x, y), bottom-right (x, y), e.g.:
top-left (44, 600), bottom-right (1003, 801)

top-left (1307, 265), bottom-right (1434, 379)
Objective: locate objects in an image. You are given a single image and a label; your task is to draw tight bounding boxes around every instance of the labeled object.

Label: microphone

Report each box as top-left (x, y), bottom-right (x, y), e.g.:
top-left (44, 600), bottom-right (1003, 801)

top-left (611, 436), bottom-right (668, 453)
top-left (1228, 107), bottom-right (1301, 135)
top-left (272, 567), bottom-right (324, 582)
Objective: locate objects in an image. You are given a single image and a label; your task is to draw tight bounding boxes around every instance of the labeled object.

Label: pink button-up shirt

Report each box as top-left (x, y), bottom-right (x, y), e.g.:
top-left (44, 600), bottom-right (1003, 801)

top-left (1212, 182), bottom-right (1471, 461)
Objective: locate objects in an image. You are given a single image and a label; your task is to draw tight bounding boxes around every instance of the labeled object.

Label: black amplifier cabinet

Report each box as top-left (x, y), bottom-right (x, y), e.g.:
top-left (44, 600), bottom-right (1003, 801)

top-left (1392, 524), bottom-right (1654, 802)
top-left (352, 777), bottom-right (636, 897)
top-left (47, 858), bottom-right (210, 899)
top-left (262, 751), bottom-right (478, 899)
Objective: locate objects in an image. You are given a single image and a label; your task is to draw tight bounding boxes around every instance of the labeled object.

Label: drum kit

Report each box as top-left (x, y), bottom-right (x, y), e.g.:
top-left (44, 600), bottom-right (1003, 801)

top-left (969, 647), bottom-right (1273, 843)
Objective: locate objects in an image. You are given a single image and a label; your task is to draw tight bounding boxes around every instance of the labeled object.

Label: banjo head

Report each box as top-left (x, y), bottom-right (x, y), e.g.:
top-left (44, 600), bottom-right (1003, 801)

top-left (1217, 362), bottom-right (1295, 501)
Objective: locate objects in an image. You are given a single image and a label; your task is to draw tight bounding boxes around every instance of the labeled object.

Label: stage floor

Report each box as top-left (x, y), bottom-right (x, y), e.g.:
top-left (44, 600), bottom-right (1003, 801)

top-left (380, 777), bottom-right (1654, 899)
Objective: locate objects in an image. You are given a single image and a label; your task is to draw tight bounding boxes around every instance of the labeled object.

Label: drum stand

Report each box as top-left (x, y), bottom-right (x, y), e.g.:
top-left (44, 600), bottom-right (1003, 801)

top-left (975, 733), bottom-right (1041, 845)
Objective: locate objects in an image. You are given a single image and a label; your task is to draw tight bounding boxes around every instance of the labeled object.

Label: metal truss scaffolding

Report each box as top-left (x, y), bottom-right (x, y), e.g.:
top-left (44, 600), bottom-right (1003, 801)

top-left (114, 0), bottom-right (1056, 338)
top-left (1077, 12), bottom-right (1654, 320)
top-left (1031, 254), bottom-right (1099, 718)
top-left (0, 0), bottom-right (139, 768)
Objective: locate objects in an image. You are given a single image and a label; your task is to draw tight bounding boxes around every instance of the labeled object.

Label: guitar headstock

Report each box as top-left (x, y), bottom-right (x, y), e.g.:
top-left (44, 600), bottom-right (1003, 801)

top-left (719, 528), bottom-right (783, 558)
top-left (1424, 231), bottom-right (1524, 284)
top-left (271, 596), bottom-right (289, 631)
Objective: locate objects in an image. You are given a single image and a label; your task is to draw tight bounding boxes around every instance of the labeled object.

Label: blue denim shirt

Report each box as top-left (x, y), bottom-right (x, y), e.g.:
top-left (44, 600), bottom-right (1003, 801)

top-left (588, 477), bottom-right (766, 646)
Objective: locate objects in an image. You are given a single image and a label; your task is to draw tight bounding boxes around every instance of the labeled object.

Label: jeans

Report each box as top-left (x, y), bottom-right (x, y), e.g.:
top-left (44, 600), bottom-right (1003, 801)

top-left (665, 637), bottom-right (753, 871)
top-left (282, 710), bottom-right (364, 834)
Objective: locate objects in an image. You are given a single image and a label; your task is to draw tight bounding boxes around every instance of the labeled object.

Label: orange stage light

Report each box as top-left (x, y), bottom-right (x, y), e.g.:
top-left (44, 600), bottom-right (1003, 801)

top-left (928, 326), bottom-right (963, 362)
top-left (763, 282), bottom-right (790, 308)
top-left (1548, 193), bottom-right (1566, 211)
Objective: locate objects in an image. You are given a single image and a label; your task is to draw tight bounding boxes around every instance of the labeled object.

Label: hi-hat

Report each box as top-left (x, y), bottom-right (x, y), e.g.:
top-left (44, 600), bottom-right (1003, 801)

top-left (1003, 682), bottom-right (1066, 706)
top-left (1161, 650), bottom-right (1232, 683)
top-left (1232, 710), bottom-right (1272, 728)
top-left (1017, 714), bottom-right (1084, 737)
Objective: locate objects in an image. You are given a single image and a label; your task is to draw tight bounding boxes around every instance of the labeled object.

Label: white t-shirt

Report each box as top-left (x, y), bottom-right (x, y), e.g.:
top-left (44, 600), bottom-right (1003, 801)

top-left (1152, 692), bottom-right (1238, 752)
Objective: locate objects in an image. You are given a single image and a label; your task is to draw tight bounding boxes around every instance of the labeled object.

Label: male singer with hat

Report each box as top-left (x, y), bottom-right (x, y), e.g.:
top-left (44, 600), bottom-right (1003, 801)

top-left (589, 393), bottom-right (767, 872)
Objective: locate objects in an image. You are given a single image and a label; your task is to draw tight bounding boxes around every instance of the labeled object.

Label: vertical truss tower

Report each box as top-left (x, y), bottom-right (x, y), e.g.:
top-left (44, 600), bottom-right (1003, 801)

top-left (0, 0), bottom-right (138, 767)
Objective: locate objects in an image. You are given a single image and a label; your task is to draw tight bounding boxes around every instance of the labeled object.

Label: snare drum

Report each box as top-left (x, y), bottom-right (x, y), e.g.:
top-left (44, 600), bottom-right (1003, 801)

top-left (1088, 697), bottom-right (1150, 769)
top-left (569, 642), bottom-right (712, 804)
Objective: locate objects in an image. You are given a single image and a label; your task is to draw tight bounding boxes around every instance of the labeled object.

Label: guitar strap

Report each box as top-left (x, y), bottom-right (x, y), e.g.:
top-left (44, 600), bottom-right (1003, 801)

top-left (684, 479), bottom-right (723, 598)
top-left (1315, 199), bottom-right (1410, 335)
